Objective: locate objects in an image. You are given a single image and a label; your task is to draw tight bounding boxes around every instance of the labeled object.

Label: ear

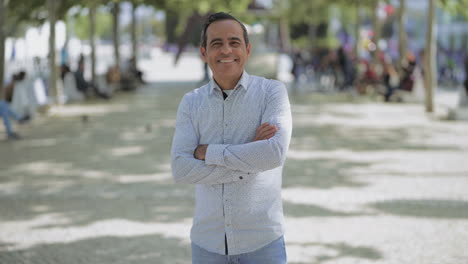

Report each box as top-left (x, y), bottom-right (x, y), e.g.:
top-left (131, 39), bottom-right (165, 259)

top-left (246, 43), bottom-right (252, 58)
top-left (200, 46), bottom-right (207, 63)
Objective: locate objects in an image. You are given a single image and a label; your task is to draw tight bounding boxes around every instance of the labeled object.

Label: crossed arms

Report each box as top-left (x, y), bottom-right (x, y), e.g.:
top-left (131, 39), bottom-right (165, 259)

top-left (171, 85), bottom-right (292, 185)
top-left (193, 122), bottom-right (278, 160)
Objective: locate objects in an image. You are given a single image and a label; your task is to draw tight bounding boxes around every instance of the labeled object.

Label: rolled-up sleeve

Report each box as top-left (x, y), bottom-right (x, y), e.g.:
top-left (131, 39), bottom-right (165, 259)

top-left (204, 83), bottom-right (292, 173)
top-left (171, 94), bottom-right (246, 184)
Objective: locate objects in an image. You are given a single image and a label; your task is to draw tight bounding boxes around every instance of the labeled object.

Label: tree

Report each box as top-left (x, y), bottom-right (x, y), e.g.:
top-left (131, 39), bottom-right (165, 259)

top-left (130, 2), bottom-right (138, 67)
top-left (371, 0), bottom-right (382, 62)
top-left (72, 8), bottom-right (113, 41)
top-left (424, 0), bottom-right (437, 113)
top-left (89, 3), bottom-right (97, 85)
top-left (48, 0), bottom-right (58, 102)
top-left (156, 0), bottom-right (251, 64)
top-left (1, 0), bottom-right (47, 99)
top-left (439, 0), bottom-right (468, 20)
top-left (398, 0), bottom-right (407, 69)
top-left (281, 0), bottom-right (333, 50)
top-left (2, 0), bottom-right (77, 103)
top-left (48, 0), bottom-right (76, 103)
top-left (354, 0), bottom-right (362, 57)
top-left (111, 1), bottom-right (121, 70)
top-left (0, 0), bottom-right (6, 100)
top-left (70, 1), bottom-right (115, 85)
top-left (270, 0), bottom-right (379, 54)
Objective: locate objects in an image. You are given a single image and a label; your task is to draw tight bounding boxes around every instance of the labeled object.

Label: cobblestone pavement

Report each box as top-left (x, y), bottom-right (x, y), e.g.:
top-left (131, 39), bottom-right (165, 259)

top-left (1, 82), bottom-right (468, 264)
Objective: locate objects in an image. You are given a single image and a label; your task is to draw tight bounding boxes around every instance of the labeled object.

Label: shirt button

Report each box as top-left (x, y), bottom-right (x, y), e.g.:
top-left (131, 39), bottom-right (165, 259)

top-left (239, 176), bottom-right (243, 180)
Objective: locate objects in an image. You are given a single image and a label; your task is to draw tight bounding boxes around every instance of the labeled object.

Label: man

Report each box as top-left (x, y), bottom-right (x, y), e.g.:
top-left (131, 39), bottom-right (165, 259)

top-left (0, 99), bottom-right (29, 140)
top-left (171, 12), bottom-right (292, 263)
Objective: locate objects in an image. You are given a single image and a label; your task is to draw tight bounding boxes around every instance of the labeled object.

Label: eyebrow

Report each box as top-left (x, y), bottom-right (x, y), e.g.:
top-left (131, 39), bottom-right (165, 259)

top-left (209, 37), bottom-right (242, 45)
top-left (228, 37), bottom-right (242, 42)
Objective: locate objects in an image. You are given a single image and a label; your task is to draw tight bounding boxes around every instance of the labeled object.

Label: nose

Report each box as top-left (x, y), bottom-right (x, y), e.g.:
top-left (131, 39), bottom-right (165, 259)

top-left (220, 44), bottom-right (232, 55)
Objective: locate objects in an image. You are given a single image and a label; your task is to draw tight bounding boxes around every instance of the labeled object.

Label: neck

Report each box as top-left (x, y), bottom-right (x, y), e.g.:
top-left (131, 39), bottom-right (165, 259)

top-left (214, 73), bottom-right (243, 90)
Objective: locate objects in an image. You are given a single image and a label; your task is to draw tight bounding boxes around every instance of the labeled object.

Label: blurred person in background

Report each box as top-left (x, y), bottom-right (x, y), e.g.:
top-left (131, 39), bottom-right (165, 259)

top-left (3, 72), bottom-right (24, 103)
top-left (291, 48), bottom-right (305, 92)
top-left (464, 54), bottom-right (468, 97)
top-left (1, 74), bottom-right (30, 140)
top-left (337, 46), bottom-right (354, 91)
top-left (0, 100), bottom-right (30, 140)
top-left (74, 54), bottom-right (110, 99)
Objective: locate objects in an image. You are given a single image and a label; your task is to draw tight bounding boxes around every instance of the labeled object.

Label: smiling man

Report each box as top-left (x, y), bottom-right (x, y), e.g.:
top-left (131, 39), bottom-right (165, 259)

top-left (171, 12), bottom-right (292, 264)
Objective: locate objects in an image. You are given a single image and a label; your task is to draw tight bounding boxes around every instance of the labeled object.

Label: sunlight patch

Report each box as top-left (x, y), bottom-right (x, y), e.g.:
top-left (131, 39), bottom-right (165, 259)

top-left (0, 217), bottom-right (191, 251)
top-left (48, 104), bottom-right (129, 117)
top-left (117, 173), bottom-right (171, 183)
top-left (110, 146), bottom-right (144, 157)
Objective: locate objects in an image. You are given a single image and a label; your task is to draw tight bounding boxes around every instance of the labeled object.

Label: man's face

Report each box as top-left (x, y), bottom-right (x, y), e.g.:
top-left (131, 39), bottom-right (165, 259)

top-left (200, 19), bottom-right (251, 84)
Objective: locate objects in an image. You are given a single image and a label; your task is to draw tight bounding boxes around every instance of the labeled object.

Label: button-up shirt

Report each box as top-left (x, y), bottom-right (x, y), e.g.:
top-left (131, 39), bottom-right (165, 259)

top-left (171, 72), bottom-right (292, 255)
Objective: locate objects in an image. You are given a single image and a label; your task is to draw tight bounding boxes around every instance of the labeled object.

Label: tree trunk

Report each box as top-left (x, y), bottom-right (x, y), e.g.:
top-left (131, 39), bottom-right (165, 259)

top-left (398, 0), bottom-right (407, 68)
top-left (111, 2), bottom-right (120, 70)
top-left (131, 2), bottom-right (137, 68)
top-left (424, 0), bottom-right (436, 113)
top-left (307, 6), bottom-right (317, 50)
top-left (0, 0), bottom-right (6, 100)
top-left (372, 0), bottom-right (381, 63)
top-left (278, 17), bottom-right (290, 53)
top-left (48, 0), bottom-right (58, 103)
top-left (462, 34), bottom-right (468, 54)
top-left (277, 0), bottom-right (290, 53)
top-left (174, 12), bottom-right (204, 65)
top-left (89, 4), bottom-right (97, 85)
top-left (354, 0), bottom-right (361, 58)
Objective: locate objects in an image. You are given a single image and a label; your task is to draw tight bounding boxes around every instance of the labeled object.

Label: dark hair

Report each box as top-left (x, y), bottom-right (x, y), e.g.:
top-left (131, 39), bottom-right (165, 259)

top-left (200, 12), bottom-right (249, 48)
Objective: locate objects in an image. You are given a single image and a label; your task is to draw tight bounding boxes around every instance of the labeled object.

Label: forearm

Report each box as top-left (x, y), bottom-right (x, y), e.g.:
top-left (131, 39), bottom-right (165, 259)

top-left (205, 132), bottom-right (290, 173)
top-left (171, 152), bottom-right (248, 184)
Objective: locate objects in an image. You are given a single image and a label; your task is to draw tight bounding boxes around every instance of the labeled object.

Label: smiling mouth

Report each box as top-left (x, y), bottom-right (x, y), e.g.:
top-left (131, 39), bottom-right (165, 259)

top-left (218, 59), bottom-right (236, 63)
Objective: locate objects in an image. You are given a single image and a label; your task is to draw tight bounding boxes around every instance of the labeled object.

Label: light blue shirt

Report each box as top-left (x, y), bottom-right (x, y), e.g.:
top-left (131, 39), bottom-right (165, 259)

top-left (171, 72), bottom-right (292, 255)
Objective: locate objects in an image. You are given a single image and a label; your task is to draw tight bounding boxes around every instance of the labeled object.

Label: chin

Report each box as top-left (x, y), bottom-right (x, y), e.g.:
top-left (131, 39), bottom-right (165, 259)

top-left (216, 69), bottom-right (239, 76)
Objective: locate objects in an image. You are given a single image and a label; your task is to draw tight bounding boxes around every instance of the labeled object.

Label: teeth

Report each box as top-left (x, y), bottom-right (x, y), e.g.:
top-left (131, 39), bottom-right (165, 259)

top-left (219, 59), bottom-right (235, 63)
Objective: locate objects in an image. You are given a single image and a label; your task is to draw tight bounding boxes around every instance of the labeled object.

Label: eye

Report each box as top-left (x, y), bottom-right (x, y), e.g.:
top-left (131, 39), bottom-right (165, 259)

top-left (211, 42), bottom-right (222, 48)
top-left (230, 41), bottom-right (240, 47)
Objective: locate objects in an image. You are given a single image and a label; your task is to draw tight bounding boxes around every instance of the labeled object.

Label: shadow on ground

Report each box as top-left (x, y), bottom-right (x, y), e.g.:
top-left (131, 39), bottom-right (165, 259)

top-left (370, 199), bottom-right (468, 219)
top-left (0, 234), bottom-right (191, 264)
top-left (283, 202), bottom-right (370, 218)
top-left (288, 241), bottom-right (382, 264)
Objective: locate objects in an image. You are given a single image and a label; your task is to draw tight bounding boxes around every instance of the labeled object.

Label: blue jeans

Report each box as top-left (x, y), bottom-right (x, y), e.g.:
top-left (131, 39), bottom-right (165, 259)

top-left (0, 100), bottom-right (20, 136)
top-left (192, 236), bottom-right (287, 264)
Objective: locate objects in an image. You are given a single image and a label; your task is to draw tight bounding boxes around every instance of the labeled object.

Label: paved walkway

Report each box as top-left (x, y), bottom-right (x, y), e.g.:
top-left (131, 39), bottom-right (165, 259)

top-left (1, 80), bottom-right (468, 263)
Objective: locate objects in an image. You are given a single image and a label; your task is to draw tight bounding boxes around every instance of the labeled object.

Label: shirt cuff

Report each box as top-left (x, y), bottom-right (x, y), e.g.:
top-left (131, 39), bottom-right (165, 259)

top-left (205, 144), bottom-right (228, 166)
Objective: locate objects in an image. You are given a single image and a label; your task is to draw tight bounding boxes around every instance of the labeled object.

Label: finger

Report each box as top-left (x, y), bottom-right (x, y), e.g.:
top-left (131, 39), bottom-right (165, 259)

top-left (256, 124), bottom-right (265, 133)
top-left (258, 126), bottom-right (277, 137)
top-left (258, 126), bottom-right (277, 139)
top-left (258, 131), bottom-right (276, 141)
top-left (257, 123), bottom-right (269, 132)
top-left (263, 131), bottom-right (276, 139)
top-left (257, 124), bottom-right (276, 134)
top-left (261, 125), bottom-right (278, 134)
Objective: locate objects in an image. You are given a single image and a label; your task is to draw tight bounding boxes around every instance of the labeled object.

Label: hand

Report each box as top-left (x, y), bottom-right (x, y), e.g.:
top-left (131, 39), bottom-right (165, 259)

top-left (253, 123), bottom-right (277, 141)
top-left (194, 144), bottom-right (208, 160)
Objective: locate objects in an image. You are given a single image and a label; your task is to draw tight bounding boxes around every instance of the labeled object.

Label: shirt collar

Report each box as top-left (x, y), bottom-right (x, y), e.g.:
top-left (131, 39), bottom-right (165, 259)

top-left (209, 71), bottom-right (250, 95)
